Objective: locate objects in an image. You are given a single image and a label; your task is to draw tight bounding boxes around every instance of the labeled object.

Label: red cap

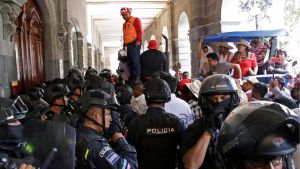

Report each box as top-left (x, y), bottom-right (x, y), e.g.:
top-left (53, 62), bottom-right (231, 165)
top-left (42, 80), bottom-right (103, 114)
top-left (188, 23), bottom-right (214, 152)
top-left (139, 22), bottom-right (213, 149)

top-left (147, 40), bottom-right (159, 50)
top-left (120, 7), bottom-right (131, 15)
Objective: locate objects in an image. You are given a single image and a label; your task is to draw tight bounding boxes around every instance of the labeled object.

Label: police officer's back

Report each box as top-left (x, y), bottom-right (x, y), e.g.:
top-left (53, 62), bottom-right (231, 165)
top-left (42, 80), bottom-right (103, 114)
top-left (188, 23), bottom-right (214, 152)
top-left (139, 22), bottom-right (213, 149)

top-left (76, 89), bottom-right (137, 169)
top-left (127, 78), bottom-right (185, 169)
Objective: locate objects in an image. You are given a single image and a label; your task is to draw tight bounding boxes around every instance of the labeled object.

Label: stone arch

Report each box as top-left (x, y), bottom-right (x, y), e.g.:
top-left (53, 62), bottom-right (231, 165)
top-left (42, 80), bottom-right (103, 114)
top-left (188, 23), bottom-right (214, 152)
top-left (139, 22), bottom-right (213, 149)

top-left (177, 12), bottom-right (191, 73)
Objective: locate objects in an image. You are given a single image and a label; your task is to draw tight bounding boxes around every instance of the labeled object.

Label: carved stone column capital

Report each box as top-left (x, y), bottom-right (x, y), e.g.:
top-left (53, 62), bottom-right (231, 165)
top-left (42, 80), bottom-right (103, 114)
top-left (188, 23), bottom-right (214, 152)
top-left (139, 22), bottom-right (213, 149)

top-left (57, 24), bottom-right (68, 44)
top-left (0, 0), bottom-right (25, 40)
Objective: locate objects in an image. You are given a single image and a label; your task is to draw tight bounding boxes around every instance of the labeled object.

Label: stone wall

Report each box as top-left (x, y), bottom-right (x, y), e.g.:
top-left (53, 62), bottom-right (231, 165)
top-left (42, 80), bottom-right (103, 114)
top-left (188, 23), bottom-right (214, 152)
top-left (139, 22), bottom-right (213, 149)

top-left (0, 1), bottom-right (25, 97)
top-left (143, 0), bottom-right (223, 77)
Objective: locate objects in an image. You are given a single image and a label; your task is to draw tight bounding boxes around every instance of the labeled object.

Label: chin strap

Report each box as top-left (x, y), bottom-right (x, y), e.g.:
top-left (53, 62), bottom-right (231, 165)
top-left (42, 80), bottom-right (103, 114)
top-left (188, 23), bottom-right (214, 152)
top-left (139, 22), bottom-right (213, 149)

top-left (83, 108), bottom-right (107, 133)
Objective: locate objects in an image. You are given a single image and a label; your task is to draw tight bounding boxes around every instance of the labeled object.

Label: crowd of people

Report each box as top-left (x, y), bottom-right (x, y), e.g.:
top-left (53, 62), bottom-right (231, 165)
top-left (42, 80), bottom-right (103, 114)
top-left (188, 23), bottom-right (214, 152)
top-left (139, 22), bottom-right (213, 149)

top-left (0, 6), bottom-right (299, 169)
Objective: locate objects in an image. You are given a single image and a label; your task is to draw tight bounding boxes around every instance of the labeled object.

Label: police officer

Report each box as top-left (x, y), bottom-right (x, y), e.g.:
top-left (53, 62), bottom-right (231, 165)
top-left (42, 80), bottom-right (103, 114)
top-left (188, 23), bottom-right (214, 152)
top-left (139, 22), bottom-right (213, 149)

top-left (67, 68), bottom-right (84, 81)
top-left (43, 84), bottom-right (74, 123)
top-left (182, 74), bottom-right (240, 169)
top-left (76, 89), bottom-right (137, 169)
top-left (99, 69), bottom-right (113, 83)
top-left (115, 84), bottom-right (137, 128)
top-left (65, 76), bottom-right (85, 127)
top-left (0, 96), bottom-right (36, 169)
top-left (218, 101), bottom-right (300, 169)
top-left (127, 78), bottom-right (185, 169)
top-left (84, 67), bottom-right (98, 80)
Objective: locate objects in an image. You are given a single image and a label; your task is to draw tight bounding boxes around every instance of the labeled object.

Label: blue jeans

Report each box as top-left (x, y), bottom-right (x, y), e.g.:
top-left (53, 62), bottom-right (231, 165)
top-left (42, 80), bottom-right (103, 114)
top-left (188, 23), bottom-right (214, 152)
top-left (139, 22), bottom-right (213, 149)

top-left (127, 42), bottom-right (141, 77)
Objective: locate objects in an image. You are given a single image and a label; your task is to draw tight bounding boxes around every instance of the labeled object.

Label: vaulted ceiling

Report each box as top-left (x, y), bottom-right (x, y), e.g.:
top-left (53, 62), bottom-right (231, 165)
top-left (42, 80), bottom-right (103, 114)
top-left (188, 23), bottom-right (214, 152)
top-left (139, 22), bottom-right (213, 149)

top-left (86, 0), bottom-right (170, 47)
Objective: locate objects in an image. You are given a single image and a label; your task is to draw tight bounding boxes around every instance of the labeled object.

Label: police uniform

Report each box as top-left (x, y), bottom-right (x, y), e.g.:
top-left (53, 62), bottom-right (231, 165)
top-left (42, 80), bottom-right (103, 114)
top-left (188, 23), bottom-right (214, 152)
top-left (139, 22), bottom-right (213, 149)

top-left (76, 125), bottom-right (137, 169)
top-left (182, 74), bottom-right (240, 169)
top-left (117, 104), bottom-right (137, 128)
top-left (182, 119), bottom-right (220, 169)
top-left (127, 107), bottom-right (185, 169)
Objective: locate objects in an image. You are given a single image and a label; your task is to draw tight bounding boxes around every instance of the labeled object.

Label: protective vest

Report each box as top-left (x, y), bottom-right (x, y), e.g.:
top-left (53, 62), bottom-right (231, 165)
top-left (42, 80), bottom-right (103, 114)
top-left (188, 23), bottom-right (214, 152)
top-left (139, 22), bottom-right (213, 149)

top-left (123, 17), bottom-right (137, 44)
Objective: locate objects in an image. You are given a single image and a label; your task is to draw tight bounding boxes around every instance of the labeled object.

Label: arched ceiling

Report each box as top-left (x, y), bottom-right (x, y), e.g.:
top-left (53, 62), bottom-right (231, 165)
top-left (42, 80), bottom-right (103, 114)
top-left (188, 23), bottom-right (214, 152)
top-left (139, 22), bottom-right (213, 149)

top-left (86, 0), bottom-right (170, 47)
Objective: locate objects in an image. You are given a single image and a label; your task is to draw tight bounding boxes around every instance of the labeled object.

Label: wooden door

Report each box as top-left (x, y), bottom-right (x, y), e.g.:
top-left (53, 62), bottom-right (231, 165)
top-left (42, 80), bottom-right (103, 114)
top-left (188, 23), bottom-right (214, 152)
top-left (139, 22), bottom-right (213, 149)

top-left (15, 0), bottom-right (44, 92)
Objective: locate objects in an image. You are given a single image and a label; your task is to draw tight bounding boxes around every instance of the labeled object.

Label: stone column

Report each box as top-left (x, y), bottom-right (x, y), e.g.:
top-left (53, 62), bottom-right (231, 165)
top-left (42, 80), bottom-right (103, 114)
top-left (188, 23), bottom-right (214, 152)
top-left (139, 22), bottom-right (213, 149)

top-left (0, 0), bottom-right (24, 41)
top-left (0, 0), bottom-right (26, 97)
top-left (62, 23), bottom-right (73, 73)
top-left (77, 32), bottom-right (84, 69)
top-left (87, 43), bottom-right (92, 67)
top-left (57, 24), bottom-right (68, 77)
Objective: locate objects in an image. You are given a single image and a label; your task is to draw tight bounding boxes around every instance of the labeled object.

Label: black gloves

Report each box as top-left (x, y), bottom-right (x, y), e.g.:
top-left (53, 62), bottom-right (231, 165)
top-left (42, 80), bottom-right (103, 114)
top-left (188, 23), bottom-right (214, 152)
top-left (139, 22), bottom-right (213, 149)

top-left (105, 111), bottom-right (124, 139)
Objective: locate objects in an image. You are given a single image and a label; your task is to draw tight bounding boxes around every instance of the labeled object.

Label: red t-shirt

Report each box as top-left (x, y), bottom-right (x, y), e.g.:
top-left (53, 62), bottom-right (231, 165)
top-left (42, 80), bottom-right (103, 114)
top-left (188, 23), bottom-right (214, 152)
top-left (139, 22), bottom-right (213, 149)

top-left (179, 79), bottom-right (192, 91)
top-left (231, 53), bottom-right (257, 78)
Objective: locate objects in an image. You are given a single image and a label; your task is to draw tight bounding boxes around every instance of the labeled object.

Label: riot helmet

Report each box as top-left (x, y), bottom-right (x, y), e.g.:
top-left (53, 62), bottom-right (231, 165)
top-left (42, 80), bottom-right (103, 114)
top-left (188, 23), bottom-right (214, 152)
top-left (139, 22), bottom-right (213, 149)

top-left (78, 89), bottom-right (116, 131)
top-left (144, 78), bottom-right (171, 104)
top-left (66, 76), bottom-right (84, 96)
top-left (198, 74), bottom-right (239, 127)
top-left (99, 69), bottom-right (112, 82)
top-left (67, 68), bottom-right (83, 80)
top-left (0, 97), bottom-right (28, 152)
top-left (84, 67), bottom-right (98, 80)
top-left (153, 71), bottom-right (178, 93)
top-left (116, 84), bottom-right (133, 105)
top-left (84, 76), bottom-right (119, 106)
top-left (28, 87), bottom-right (44, 101)
top-left (19, 95), bottom-right (49, 122)
top-left (43, 84), bottom-right (70, 105)
top-left (0, 96), bottom-right (28, 125)
top-left (218, 101), bottom-right (300, 169)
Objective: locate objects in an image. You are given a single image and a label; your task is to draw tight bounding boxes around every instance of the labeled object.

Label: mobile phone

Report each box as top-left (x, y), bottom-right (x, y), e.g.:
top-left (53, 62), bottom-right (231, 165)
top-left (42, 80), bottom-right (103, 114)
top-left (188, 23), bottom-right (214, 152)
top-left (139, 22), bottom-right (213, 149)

top-left (272, 72), bottom-right (275, 80)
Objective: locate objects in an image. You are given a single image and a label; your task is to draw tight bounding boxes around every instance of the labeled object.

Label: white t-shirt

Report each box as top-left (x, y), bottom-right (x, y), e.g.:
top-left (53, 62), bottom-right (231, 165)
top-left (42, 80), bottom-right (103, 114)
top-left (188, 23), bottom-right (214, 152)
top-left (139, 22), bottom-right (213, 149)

top-left (164, 94), bottom-right (194, 128)
top-left (130, 94), bottom-right (148, 115)
top-left (199, 46), bottom-right (214, 73)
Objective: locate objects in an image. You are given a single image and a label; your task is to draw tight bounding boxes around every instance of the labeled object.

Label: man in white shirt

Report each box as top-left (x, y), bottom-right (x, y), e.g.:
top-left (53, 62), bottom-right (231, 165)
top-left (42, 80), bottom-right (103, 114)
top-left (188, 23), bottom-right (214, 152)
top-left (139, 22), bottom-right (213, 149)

top-left (217, 42), bottom-right (234, 63)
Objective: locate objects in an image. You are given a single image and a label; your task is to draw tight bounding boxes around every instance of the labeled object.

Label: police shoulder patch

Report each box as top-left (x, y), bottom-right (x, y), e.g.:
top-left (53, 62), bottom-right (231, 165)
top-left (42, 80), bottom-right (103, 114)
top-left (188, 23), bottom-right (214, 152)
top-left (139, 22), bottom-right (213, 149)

top-left (99, 146), bottom-right (120, 166)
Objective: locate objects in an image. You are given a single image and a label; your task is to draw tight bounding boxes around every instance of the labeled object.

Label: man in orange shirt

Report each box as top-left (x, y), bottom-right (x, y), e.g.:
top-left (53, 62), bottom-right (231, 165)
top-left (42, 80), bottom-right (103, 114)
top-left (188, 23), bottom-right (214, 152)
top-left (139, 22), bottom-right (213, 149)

top-left (121, 7), bottom-right (143, 82)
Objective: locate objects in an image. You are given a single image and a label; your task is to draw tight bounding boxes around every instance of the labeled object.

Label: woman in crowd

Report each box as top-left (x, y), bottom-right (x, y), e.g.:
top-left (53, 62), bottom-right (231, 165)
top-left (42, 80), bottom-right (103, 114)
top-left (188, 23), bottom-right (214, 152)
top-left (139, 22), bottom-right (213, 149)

top-left (231, 39), bottom-right (258, 78)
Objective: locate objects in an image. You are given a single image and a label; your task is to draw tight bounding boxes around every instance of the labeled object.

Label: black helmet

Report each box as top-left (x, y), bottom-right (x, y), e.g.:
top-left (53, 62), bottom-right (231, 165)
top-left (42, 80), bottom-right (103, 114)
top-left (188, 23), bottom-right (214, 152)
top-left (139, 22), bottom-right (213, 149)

top-left (66, 76), bottom-right (84, 93)
top-left (85, 75), bottom-right (115, 95)
top-left (78, 89), bottom-right (117, 113)
top-left (0, 96), bottom-right (28, 125)
top-left (43, 84), bottom-right (70, 104)
top-left (116, 84), bottom-right (133, 105)
top-left (19, 95), bottom-right (49, 122)
top-left (85, 68), bottom-right (98, 80)
top-left (99, 69), bottom-right (112, 82)
top-left (153, 71), bottom-right (178, 93)
top-left (144, 78), bottom-right (171, 104)
top-left (198, 74), bottom-right (239, 119)
top-left (67, 68), bottom-right (83, 80)
top-left (199, 74), bottom-right (238, 95)
top-left (218, 101), bottom-right (300, 169)
top-left (28, 87), bottom-right (44, 101)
